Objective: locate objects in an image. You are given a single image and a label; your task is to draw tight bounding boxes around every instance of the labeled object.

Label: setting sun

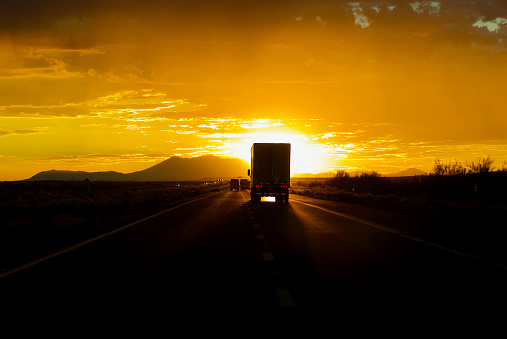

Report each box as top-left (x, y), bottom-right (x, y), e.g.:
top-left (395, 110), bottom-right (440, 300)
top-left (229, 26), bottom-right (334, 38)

top-left (231, 131), bottom-right (330, 175)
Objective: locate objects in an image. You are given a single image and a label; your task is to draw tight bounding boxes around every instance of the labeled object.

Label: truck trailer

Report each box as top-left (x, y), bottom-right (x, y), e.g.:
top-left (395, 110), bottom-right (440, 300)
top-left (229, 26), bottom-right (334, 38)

top-left (230, 178), bottom-right (239, 191)
top-left (248, 143), bottom-right (291, 203)
top-left (240, 179), bottom-right (250, 190)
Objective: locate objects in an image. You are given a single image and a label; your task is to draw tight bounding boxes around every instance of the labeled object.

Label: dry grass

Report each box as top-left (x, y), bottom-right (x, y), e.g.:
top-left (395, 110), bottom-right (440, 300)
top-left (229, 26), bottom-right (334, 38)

top-left (0, 180), bottom-right (225, 269)
top-left (290, 174), bottom-right (507, 267)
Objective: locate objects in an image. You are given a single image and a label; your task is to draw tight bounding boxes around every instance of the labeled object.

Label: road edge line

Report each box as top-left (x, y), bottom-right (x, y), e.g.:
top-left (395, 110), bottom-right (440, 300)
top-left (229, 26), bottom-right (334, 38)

top-left (0, 193), bottom-right (213, 280)
top-left (291, 197), bottom-right (507, 271)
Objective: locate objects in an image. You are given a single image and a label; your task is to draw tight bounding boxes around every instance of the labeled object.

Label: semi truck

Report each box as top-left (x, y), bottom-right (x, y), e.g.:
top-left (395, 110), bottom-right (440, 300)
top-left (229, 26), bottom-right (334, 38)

top-left (230, 178), bottom-right (239, 191)
top-left (248, 143), bottom-right (291, 203)
top-left (240, 179), bottom-right (250, 190)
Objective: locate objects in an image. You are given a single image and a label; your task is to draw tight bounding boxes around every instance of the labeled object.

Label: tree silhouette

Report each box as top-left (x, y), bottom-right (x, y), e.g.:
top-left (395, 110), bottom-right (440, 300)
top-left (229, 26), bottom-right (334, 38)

top-left (466, 156), bottom-right (495, 174)
top-left (433, 158), bottom-right (466, 176)
top-left (433, 156), bottom-right (496, 175)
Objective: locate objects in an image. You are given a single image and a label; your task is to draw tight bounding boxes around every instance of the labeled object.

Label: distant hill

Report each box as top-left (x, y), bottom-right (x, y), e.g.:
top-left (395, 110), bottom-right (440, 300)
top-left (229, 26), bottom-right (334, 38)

top-left (27, 170), bottom-right (127, 181)
top-left (292, 172), bottom-right (335, 178)
top-left (125, 155), bottom-right (249, 181)
top-left (384, 168), bottom-right (427, 177)
top-left (26, 155), bottom-right (249, 181)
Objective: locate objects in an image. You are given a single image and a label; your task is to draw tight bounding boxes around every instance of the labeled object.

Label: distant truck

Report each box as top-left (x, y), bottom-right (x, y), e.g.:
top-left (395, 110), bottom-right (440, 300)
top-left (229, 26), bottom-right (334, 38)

top-left (240, 179), bottom-right (250, 191)
top-left (230, 178), bottom-right (239, 191)
top-left (248, 143), bottom-right (291, 203)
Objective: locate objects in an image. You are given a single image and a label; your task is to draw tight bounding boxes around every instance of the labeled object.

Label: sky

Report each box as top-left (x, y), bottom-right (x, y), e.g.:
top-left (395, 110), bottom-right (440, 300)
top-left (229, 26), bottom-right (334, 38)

top-left (1, 0), bottom-right (506, 180)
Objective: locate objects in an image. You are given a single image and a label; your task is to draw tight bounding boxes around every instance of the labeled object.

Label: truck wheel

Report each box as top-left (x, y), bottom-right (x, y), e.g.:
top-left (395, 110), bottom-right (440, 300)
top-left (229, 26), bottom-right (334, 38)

top-left (284, 195), bottom-right (289, 203)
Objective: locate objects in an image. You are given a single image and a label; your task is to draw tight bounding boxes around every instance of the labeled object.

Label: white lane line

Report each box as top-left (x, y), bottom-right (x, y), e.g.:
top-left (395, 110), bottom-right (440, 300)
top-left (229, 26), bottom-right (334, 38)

top-left (0, 194), bottom-right (213, 280)
top-left (291, 197), bottom-right (507, 271)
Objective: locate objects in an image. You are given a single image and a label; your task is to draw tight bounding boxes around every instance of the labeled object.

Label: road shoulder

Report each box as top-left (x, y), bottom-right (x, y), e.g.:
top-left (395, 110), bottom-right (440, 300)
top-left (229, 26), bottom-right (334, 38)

top-left (290, 194), bottom-right (507, 268)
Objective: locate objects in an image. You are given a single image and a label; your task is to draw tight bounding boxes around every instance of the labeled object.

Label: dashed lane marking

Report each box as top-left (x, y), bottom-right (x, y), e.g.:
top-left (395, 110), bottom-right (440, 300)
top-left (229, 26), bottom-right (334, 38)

top-left (246, 202), bottom-right (296, 308)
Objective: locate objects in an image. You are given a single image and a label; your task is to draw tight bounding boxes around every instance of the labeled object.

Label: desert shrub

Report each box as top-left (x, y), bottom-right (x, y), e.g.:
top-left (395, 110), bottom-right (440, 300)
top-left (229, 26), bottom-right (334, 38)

top-left (434, 156), bottom-right (497, 176)
top-left (52, 212), bottom-right (86, 231)
top-left (293, 161), bottom-right (507, 214)
top-left (308, 181), bottom-right (326, 189)
top-left (325, 170), bottom-right (386, 195)
top-left (466, 156), bottom-right (495, 174)
top-left (0, 180), bottom-right (222, 249)
top-left (433, 159), bottom-right (466, 176)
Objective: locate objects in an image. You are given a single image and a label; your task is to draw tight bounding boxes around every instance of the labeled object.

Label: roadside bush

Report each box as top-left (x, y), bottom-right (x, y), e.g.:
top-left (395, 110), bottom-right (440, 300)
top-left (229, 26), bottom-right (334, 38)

top-left (0, 181), bottom-right (223, 256)
top-left (293, 157), bottom-right (507, 215)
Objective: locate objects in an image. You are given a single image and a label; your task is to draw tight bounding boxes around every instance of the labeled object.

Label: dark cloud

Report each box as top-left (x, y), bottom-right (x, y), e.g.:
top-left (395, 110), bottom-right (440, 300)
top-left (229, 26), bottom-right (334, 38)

top-left (0, 129), bottom-right (38, 136)
top-left (1, 1), bottom-right (505, 35)
top-left (0, 0), bottom-right (505, 57)
top-left (12, 129), bottom-right (39, 134)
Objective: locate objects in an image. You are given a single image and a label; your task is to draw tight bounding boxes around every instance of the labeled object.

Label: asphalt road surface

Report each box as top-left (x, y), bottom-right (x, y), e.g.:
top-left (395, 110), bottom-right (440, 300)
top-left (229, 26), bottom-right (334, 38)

top-left (2, 190), bottom-right (507, 321)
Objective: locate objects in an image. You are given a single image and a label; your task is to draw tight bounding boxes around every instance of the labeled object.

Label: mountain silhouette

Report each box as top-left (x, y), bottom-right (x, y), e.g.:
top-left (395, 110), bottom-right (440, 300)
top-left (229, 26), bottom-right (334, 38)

top-left (384, 168), bottom-right (427, 177)
top-left (27, 155), bottom-right (249, 181)
top-left (26, 170), bottom-right (127, 181)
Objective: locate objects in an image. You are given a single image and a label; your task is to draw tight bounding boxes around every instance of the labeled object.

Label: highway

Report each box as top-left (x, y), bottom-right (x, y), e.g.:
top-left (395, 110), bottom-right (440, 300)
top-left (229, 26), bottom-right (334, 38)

top-left (2, 190), bottom-right (507, 319)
